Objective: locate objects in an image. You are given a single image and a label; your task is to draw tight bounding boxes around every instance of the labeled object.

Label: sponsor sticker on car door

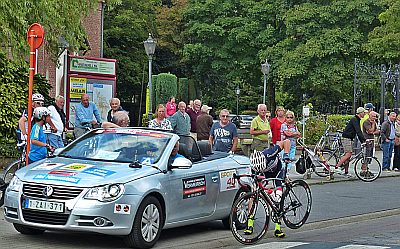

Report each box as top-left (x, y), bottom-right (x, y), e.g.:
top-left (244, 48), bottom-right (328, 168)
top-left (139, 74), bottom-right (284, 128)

top-left (182, 176), bottom-right (206, 199)
top-left (219, 169), bottom-right (238, 192)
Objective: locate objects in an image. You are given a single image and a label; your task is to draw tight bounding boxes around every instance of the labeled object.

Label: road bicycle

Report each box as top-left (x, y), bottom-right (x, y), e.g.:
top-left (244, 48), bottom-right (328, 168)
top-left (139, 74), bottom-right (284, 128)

top-left (0, 141), bottom-right (26, 207)
top-left (229, 155), bottom-right (312, 245)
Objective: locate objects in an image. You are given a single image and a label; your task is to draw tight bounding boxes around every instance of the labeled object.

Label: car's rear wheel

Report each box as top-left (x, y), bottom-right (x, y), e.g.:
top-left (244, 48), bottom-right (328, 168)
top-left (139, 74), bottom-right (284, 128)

top-left (124, 196), bottom-right (164, 249)
top-left (13, 223), bottom-right (45, 235)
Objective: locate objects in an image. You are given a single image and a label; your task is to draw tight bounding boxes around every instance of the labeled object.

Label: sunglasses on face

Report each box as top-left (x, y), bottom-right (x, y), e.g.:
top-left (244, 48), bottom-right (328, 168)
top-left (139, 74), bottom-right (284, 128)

top-left (286, 116), bottom-right (294, 119)
top-left (35, 102), bottom-right (44, 106)
top-left (221, 115), bottom-right (229, 118)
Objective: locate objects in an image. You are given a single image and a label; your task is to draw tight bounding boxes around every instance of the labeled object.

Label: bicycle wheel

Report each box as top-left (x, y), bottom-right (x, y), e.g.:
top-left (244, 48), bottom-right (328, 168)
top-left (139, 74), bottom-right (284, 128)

top-left (354, 156), bottom-right (381, 182)
top-left (314, 150), bottom-right (338, 177)
top-left (281, 180), bottom-right (312, 229)
top-left (3, 160), bottom-right (22, 184)
top-left (0, 177), bottom-right (5, 207)
top-left (230, 192), bottom-right (271, 245)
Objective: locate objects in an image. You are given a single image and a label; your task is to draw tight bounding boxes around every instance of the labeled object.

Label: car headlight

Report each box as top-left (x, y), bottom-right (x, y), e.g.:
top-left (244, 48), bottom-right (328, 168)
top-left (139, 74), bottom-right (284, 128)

top-left (84, 184), bottom-right (124, 202)
top-left (8, 176), bottom-right (22, 192)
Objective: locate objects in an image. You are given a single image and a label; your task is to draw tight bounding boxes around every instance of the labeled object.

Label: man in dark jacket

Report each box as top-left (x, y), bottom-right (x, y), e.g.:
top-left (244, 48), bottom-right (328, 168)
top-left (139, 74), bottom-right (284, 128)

top-left (335, 107), bottom-right (366, 176)
top-left (380, 111), bottom-right (397, 171)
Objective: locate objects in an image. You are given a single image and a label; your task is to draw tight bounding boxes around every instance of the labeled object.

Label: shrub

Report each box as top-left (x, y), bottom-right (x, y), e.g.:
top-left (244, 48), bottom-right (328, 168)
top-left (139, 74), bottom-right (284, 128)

top-left (155, 73), bottom-right (177, 107)
top-left (297, 114), bottom-right (352, 145)
top-left (178, 78), bottom-right (188, 103)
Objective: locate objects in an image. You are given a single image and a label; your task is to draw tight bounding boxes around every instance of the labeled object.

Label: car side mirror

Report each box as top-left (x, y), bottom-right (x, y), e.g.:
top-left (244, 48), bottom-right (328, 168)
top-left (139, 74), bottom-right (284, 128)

top-left (169, 157), bottom-right (192, 170)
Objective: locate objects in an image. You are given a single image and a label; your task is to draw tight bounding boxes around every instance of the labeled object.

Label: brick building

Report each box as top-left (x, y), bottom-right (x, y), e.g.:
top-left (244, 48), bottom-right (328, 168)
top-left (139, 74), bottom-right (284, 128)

top-left (36, 2), bottom-right (104, 98)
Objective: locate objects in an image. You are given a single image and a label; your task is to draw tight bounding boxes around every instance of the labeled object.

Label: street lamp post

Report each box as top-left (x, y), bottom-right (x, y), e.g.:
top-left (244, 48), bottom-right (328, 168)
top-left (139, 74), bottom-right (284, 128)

top-left (144, 33), bottom-right (157, 122)
top-left (261, 59), bottom-right (270, 105)
top-left (236, 85), bottom-right (240, 116)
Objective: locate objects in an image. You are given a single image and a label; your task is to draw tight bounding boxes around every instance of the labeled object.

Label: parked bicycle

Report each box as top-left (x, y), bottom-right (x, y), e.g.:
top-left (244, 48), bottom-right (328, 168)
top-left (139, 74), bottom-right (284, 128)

top-left (0, 141), bottom-right (26, 207)
top-left (229, 152), bottom-right (312, 245)
top-left (298, 138), bottom-right (381, 182)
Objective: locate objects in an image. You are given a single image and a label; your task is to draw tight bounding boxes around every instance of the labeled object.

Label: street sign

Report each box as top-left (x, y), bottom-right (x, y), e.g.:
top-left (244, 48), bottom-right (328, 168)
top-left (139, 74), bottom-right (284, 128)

top-left (27, 23), bottom-right (45, 49)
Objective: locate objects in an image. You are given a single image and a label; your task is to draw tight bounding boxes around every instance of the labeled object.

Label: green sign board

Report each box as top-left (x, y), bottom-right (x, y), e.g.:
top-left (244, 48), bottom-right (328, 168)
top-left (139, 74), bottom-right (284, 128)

top-left (70, 58), bottom-right (115, 75)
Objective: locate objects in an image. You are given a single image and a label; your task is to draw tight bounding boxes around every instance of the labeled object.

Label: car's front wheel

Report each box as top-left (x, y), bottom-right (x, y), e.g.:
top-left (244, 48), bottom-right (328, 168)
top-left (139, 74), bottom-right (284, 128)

top-left (124, 196), bottom-right (164, 249)
top-left (13, 223), bottom-right (45, 235)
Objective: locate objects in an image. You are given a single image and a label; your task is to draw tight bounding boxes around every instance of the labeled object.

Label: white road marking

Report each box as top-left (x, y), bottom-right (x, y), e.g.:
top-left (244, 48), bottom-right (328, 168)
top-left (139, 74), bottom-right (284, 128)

top-left (337, 245), bottom-right (390, 249)
top-left (243, 242), bottom-right (309, 249)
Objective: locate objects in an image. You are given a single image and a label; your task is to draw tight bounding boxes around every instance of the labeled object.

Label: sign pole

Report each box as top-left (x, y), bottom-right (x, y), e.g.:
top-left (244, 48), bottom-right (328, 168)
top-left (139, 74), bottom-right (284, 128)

top-left (26, 23), bottom-right (44, 164)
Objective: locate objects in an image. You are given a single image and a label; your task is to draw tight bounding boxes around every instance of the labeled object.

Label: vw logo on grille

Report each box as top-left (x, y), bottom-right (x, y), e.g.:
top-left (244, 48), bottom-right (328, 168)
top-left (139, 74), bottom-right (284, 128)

top-left (42, 186), bottom-right (54, 197)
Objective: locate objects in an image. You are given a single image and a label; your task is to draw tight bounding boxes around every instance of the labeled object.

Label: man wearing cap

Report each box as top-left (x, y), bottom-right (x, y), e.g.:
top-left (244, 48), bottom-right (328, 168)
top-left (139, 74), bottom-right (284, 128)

top-left (334, 107), bottom-right (366, 176)
top-left (196, 105), bottom-right (213, 141)
top-left (360, 102), bottom-right (375, 131)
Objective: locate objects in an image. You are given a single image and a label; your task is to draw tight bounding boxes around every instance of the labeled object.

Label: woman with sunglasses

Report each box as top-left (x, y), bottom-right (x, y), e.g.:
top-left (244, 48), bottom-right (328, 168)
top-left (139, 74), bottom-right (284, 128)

top-left (280, 110), bottom-right (301, 170)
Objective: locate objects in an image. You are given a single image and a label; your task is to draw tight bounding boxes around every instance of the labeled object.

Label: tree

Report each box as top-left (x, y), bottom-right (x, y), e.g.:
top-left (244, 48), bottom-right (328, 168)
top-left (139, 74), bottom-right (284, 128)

top-left (364, 0), bottom-right (400, 61)
top-left (0, 1), bottom-right (120, 62)
top-left (182, 0), bottom-right (384, 112)
top-left (103, 0), bottom-right (159, 102)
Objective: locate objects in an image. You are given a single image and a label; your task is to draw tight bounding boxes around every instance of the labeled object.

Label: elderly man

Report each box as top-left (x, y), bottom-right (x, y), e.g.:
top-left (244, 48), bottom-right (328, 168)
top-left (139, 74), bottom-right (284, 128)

top-left (209, 109), bottom-right (238, 153)
top-left (170, 101), bottom-right (191, 136)
top-left (186, 99), bottom-right (202, 140)
top-left (196, 105), bottom-right (213, 141)
top-left (381, 111), bottom-right (397, 171)
top-left (334, 107), bottom-right (366, 176)
top-left (107, 97), bottom-right (124, 122)
top-left (74, 94), bottom-right (102, 138)
top-left (102, 111), bottom-right (130, 128)
top-left (44, 95), bottom-right (67, 149)
top-left (250, 104), bottom-right (271, 151)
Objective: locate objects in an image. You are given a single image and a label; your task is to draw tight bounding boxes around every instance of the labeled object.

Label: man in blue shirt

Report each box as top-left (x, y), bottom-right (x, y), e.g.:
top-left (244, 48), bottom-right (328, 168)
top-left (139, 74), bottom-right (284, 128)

top-left (74, 94), bottom-right (102, 138)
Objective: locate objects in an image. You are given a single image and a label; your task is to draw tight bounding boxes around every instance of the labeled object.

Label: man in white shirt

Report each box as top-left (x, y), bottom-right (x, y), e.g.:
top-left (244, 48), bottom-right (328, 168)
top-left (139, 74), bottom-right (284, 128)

top-left (45, 95), bottom-right (66, 148)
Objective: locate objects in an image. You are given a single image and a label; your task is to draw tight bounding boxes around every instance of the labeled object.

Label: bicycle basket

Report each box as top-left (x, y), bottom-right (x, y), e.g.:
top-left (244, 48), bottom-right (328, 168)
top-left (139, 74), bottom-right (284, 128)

top-left (250, 150), bottom-right (278, 173)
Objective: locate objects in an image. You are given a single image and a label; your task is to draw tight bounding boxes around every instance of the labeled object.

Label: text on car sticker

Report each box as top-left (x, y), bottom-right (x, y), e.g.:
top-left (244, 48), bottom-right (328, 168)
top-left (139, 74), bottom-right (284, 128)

top-left (182, 176), bottom-right (206, 199)
top-left (82, 168), bottom-right (116, 177)
top-left (219, 169), bottom-right (238, 192)
top-left (33, 174), bottom-right (81, 184)
top-left (61, 163), bottom-right (94, 171)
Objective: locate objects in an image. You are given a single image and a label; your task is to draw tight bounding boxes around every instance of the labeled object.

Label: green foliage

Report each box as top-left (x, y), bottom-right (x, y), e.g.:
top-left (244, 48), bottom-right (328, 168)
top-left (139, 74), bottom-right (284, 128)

top-left (364, 0), bottom-right (400, 60)
top-left (155, 73), bottom-right (177, 106)
top-left (178, 78), bottom-right (189, 103)
top-left (0, 141), bottom-right (18, 158)
top-left (141, 113), bottom-right (156, 127)
top-left (151, 74), bottom-right (158, 112)
top-left (0, 52), bottom-right (52, 144)
top-left (298, 114), bottom-right (352, 145)
top-left (104, 0), bottom-right (159, 102)
top-left (188, 79), bottom-right (197, 101)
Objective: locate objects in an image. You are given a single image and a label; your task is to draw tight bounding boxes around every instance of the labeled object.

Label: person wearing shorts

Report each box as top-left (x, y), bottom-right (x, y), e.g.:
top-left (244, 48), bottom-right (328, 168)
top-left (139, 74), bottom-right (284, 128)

top-left (335, 107), bottom-right (366, 176)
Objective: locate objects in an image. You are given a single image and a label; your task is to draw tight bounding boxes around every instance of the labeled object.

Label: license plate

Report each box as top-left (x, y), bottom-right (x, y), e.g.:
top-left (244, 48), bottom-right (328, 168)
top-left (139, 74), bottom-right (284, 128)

top-left (24, 198), bottom-right (64, 213)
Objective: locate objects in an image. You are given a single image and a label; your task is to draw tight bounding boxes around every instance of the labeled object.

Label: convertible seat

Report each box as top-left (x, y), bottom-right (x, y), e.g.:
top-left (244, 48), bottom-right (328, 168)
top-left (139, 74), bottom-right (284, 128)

top-left (197, 140), bottom-right (212, 157)
top-left (178, 143), bottom-right (191, 160)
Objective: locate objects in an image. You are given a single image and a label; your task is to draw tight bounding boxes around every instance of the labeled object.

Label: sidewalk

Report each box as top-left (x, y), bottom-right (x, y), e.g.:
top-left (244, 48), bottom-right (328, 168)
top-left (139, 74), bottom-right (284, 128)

top-left (287, 150), bottom-right (400, 185)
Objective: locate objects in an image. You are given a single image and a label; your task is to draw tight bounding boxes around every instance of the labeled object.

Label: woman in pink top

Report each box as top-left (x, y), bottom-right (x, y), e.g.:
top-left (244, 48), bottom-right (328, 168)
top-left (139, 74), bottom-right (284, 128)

top-left (269, 106), bottom-right (286, 144)
top-left (166, 96), bottom-right (177, 117)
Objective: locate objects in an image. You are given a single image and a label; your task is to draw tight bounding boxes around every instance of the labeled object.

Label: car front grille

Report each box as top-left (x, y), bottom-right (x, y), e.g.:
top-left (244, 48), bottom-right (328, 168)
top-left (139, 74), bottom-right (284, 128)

top-left (22, 209), bottom-right (69, 225)
top-left (23, 183), bottom-right (84, 200)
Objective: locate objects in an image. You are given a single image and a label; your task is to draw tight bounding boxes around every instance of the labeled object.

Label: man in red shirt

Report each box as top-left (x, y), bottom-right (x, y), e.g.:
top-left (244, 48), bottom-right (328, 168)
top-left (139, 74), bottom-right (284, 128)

top-left (270, 106), bottom-right (286, 145)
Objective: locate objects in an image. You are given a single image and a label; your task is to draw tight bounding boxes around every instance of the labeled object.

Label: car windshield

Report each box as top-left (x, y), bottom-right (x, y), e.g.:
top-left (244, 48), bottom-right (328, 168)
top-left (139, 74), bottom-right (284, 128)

top-left (59, 129), bottom-right (172, 164)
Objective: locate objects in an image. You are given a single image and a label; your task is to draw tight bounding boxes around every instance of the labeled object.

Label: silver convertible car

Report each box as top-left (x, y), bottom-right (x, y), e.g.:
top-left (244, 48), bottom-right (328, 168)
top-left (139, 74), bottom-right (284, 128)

top-left (4, 128), bottom-right (251, 248)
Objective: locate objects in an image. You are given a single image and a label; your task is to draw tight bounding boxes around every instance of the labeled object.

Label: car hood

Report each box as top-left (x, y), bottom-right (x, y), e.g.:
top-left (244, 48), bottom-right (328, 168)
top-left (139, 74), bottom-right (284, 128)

top-left (15, 157), bottom-right (160, 187)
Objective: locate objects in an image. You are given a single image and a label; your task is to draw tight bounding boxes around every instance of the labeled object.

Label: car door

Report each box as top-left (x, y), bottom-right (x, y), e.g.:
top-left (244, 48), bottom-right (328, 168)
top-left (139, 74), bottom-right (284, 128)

top-left (165, 159), bottom-right (220, 223)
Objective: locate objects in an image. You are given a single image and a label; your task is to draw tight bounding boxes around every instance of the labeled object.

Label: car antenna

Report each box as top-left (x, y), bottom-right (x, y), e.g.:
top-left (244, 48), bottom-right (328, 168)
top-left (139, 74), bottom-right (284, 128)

top-left (129, 161), bottom-right (142, 168)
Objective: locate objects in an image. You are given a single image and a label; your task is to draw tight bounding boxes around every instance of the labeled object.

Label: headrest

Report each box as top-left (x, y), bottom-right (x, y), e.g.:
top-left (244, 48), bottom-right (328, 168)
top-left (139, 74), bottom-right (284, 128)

top-left (197, 140), bottom-right (212, 156)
